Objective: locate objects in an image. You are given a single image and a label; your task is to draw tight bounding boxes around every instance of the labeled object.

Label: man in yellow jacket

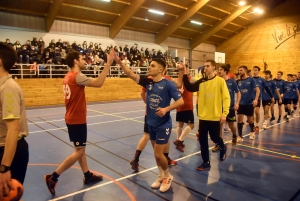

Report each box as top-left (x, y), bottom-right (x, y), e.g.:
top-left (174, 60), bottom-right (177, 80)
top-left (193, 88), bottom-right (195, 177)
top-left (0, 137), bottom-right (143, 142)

top-left (181, 60), bottom-right (230, 171)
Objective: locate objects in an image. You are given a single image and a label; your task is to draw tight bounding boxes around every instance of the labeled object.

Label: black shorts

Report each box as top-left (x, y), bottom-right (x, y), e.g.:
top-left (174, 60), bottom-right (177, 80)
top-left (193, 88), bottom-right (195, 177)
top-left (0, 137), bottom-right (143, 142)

top-left (0, 138), bottom-right (29, 184)
top-left (176, 110), bottom-right (194, 124)
top-left (255, 100), bottom-right (261, 108)
top-left (262, 99), bottom-right (272, 107)
top-left (66, 123), bottom-right (87, 147)
top-left (144, 116), bottom-right (149, 133)
top-left (283, 98), bottom-right (293, 105)
top-left (226, 109), bottom-right (236, 122)
top-left (292, 99), bottom-right (298, 104)
top-left (274, 99), bottom-right (283, 105)
top-left (237, 104), bottom-right (254, 116)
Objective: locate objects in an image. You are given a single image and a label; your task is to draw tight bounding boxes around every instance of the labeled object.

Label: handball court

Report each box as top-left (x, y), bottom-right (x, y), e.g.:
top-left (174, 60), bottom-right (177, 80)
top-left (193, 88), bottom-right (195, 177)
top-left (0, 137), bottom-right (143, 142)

top-left (23, 99), bottom-right (300, 201)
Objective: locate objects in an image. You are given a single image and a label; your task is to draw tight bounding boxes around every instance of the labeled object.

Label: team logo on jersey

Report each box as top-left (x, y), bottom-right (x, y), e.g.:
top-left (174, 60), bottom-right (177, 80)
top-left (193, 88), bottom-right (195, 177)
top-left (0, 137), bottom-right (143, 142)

top-left (166, 128), bottom-right (170, 135)
top-left (148, 84), bottom-right (152, 90)
top-left (158, 86), bottom-right (164, 90)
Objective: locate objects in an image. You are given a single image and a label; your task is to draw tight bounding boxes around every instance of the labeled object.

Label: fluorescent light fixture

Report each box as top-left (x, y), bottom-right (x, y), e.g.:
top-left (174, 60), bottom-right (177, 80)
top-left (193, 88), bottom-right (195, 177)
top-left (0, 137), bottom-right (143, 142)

top-left (191, 20), bottom-right (202, 25)
top-left (254, 8), bottom-right (263, 14)
top-left (101, 0), bottom-right (110, 2)
top-left (238, 1), bottom-right (246, 6)
top-left (145, 18), bottom-right (149, 21)
top-left (148, 9), bottom-right (164, 15)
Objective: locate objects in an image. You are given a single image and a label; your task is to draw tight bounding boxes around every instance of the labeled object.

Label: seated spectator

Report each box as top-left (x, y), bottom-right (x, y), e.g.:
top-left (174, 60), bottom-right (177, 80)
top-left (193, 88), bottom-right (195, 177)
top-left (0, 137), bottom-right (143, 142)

top-left (18, 45), bottom-right (29, 64)
top-left (5, 39), bottom-right (13, 46)
top-left (14, 41), bottom-right (22, 52)
top-left (56, 39), bottom-right (63, 48)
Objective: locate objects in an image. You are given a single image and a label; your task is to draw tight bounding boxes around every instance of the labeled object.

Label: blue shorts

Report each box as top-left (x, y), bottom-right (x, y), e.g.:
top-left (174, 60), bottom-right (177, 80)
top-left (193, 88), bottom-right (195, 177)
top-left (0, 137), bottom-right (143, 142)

top-left (148, 125), bottom-right (172, 144)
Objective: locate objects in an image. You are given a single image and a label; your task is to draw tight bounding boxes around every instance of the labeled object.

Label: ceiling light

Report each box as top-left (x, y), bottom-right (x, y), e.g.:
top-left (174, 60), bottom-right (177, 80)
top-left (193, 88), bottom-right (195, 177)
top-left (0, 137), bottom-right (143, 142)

top-left (191, 20), bottom-right (202, 25)
top-left (145, 18), bottom-right (149, 21)
top-left (238, 1), bottom-right (246, 6)
top-left (254, 8), bottom-right (263, 14)
top-left (148, 9), bottom-right (165, 15)
top-left (101, 0), bottom-right (110, 2)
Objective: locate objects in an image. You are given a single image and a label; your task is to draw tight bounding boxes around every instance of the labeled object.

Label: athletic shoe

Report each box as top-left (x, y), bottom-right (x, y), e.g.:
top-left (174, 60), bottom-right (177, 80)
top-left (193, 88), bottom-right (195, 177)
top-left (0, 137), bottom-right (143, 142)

top-left (220, 145), bottom-right (227, 161)
top-left (196, 162), bottom-right (211, 171)
top-left (151, 175), bottom-right (162, 189)
top-left (159, 175), bottom-right (173, 193)
top-left (232, 138), bottom-right (237, 145)
top-left (255, 126), bottom-right (260, 134)
top-left (130, 157), bottom-right (139, 171)
top-left (270, 116), bottom-right (275, 122)
top-left (167, 158), bottom-right (177, 166)
top-left (249, 132), bottom-right (255, 140)
top-left (44, 174), bottom-right (57, 195)
top-left (212, 144), bottom-right (220, 152)
top-left (262, 122), bottom-right (267, 130)
top-left (84, 173), bottom-right (103, 184)
top-left (223, 128), bottom-right (231, 133)
top-left (237, 136), bottom-right (243, 143)
top-left (173, 139), bottom-right (184, 152)
top-left (277, 118), bottom-right (281, 123)
top-left (284, 115), bottom-right (289, 122)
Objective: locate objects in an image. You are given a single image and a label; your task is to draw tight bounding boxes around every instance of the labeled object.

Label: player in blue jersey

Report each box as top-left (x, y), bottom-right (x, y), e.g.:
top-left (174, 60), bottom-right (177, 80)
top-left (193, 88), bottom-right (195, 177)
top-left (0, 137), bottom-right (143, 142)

top-left (252, 66), bottom-right (273, 133)
top-left (237, 66), bottom-right (260, 141)
top-left (271, 71), bottom-right (285, 123)
top-left (263, 70), bottom-right (281, 128)
top-left (115, 56), bottom-right (184, 193)
top-left (283, 74), bottom-right (299, 122)
top-left (291, 75), bottom-right (299, 116)
top-left (218, 66), bottom-right (241, 144)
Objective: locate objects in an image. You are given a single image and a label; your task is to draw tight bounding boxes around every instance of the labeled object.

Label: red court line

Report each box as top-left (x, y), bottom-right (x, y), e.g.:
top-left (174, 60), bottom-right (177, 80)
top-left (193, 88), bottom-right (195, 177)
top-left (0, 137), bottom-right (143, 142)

top-left (230, 147), bottom-right (300, 162)
top-left (28, 163), bottom-right (136, 201)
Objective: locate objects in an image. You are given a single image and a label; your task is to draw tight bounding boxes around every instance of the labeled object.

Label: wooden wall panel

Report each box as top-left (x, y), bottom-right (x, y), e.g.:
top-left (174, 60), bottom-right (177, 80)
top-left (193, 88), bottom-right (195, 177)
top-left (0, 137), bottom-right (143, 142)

top-left (217, 0), bottom-right (300, 75)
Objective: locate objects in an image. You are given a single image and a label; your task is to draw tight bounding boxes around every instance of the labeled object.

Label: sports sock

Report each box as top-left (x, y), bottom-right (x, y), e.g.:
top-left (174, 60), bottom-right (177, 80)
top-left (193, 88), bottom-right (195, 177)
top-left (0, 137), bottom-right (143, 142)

top-left (179, 126), bottom-right (191, 141)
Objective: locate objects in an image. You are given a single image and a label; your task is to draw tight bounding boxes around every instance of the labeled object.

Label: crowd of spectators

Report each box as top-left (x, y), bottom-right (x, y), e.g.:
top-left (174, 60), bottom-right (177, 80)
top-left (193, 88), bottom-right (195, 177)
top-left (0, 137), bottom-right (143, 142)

top-left (3, 38), bottom-right (187, 78)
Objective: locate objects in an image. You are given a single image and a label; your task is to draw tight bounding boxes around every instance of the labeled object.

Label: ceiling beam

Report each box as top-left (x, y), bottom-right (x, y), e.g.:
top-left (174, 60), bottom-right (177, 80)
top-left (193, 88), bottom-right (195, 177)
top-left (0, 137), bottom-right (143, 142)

top-left (0, 7), bottom-right (44, 17)
top-left (45, 0), bottom-right (64, 32)
top-left (206, 4), bottom-right (230, 14)
top-left (62, 3), bottom-right (120, 16)
top-left (156, 0), bottom-right (210, 44)
top-left (191, 5), bottom-right (251, 49)
top-left (56, 16), bottom-right (111, 26)
top-left (109, 0), bottom-right (146, 39)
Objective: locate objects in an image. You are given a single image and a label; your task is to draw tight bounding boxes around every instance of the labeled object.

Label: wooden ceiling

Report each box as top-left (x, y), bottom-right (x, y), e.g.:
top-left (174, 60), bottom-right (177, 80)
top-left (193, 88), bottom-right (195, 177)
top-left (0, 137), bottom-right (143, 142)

top-left (0, 0), bottom-right (286, 48)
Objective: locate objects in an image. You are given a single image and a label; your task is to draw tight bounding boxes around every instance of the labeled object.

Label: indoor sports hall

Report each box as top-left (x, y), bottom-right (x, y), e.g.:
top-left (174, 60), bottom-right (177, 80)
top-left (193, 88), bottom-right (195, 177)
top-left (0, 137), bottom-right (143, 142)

top-left (0, 0), bottom-right (299, 201)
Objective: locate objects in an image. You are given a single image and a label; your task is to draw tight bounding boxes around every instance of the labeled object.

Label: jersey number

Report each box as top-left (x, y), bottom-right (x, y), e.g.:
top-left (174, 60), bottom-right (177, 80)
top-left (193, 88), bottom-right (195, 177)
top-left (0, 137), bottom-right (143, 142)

top-left (63, 84), bottom-right (71, 99)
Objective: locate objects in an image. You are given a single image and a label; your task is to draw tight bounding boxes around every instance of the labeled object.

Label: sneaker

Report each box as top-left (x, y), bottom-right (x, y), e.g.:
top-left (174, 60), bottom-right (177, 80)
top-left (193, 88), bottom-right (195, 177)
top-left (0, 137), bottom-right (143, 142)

top-left (212, 144), bottom-right (220, 152)
top-left (270, 116), bottom-right (275, 122)
top-left (159, 175), bottom-right (173, 193)
top-left (237, 136), bottom-right (243, 143)
top-left (277, 118), bottom-right (281, 123)
top-left (44, 174), bottom-right (57, 195)
top-left (220, 145), bottom-right (227, 161)
top-left (254, 126), bottom-right (259, 134)
top-left (232, 138), bottom-right (237, 145)
top-left (262, 123), bottom-right (267, 130)
top-left (167, 157), bottom-right (177, 166)
top-left (223, 128), bottom-right (231, 133)
top-left (173, 139), bottom-right (184, 152)
top-left (196, 161), bottom-right (211, 171)
top-left (249, 132), bottom-right (255, 140)
top-left (84, 173), bottom-right (103, 185)
top-left (151, 175), bottom-right (162, 189)
top-left (130, 157), bottom-right (139, 171)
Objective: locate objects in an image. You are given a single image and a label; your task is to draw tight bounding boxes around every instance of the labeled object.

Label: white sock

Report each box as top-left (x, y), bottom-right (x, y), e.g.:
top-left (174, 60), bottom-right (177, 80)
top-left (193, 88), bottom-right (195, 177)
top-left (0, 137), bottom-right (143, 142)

top-left (176, 127), bottom-right (182, 140)
top-left (158, 166), bottom-right (164, 177)
top-left (224, 123), bottom-right (229, 130)
top-left (179, 126), bottom-right (192, 141)
top-left (163, 168), bottom-right (170, 177)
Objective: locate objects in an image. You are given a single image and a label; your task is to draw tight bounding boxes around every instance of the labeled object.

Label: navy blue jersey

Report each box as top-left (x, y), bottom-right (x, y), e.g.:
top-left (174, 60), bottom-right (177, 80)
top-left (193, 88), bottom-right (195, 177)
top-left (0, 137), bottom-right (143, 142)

top-left (253, 77), bottom-right (268, 100)
top-left (138, 76), bottom-right (182, 128)
top-left (237, 77), bottom-right (258, 105)
top-left (226, 79), bottom-right (239, 109)
top-left (293, 81), bottom-right (299, 99)
top-left (283, 82), bottom-right (297, 99)
top-left (263, 80), bottom-right (276, 100)
top-left (273, 79), bottom-right (286, 99)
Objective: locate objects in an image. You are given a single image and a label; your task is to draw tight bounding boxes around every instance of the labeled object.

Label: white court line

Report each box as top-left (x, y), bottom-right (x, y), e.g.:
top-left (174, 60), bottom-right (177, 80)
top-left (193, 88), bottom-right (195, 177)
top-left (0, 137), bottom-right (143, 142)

top-left (27, 109), bottom-right (145, 125)
top-left (49, 116), bottom-right (299, 201)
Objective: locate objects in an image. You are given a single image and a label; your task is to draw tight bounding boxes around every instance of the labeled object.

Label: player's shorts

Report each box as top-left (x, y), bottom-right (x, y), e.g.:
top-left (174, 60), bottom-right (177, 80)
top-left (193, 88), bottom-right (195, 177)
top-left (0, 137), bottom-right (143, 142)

top-left (262, 99), bottom-right (272, 107)
top-left (292, 98), bottom-right (298, 105)
top-left (226, 109), bottom-right (236, 122)
top-left (143, 116), bottom-right (149, 133)
top-left (237, 104), bottom-right (254, 116)
top-left (148, 125), bottom-right (172, 145)
top-left (283, 98), bottom-right (293, 105)
top-left (274, 99), bottom-right (283, 105)
top-left (176, 110), bottom-right (194, 124)
top-left (255, 99), bottom-right (261, 108)
top-left (66, 123), bottom-right (87, 147)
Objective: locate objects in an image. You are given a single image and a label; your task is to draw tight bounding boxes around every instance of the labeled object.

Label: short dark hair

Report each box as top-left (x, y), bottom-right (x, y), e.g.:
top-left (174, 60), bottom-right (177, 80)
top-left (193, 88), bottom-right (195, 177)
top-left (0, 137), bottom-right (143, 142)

top-left (239, 66), bottom-right (248, 71)
top-left (205, 60), bottom-right (216, 67)
top-left (0, 42), bottom-right (17, 72)
top-left (287, 74), bottom-right (293, 77)
top-left (66, 51), bottom-right (81, 68)
top-left (264, 70), bottom-right (271, 75)
top-left (253, 66), bottom-right (260, 71)
top-left (152, 58), bottom-right (166, 69)
top-left (247, 70), bottom-right (251, 73)
top-left (278, 71), bottom-right (283, 75)
top-left (219, 65), bottom-right (229, 74)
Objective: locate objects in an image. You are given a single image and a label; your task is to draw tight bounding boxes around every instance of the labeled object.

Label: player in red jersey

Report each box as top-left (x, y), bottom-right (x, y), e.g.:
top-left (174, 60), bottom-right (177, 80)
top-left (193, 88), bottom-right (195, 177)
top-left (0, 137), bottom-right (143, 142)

top-left (44, 49), bottom-right (115, 195)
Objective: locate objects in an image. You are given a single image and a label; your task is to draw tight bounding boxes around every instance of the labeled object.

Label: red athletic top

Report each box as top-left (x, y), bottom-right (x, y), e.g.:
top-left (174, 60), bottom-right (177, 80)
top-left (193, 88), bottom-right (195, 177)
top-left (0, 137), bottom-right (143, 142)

top-left (63, 71), bottom-right (92, 124)
top-left (177, 75), bottom-right (193, 112)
